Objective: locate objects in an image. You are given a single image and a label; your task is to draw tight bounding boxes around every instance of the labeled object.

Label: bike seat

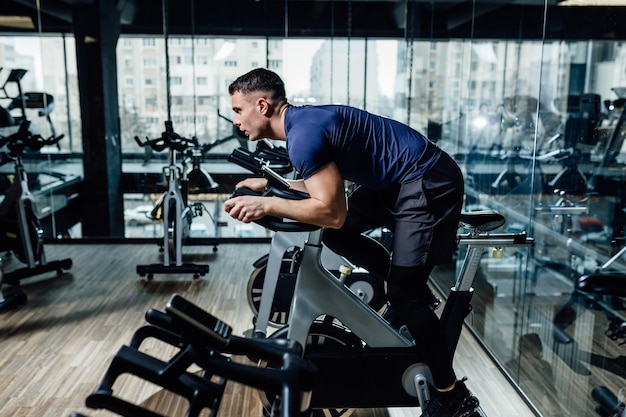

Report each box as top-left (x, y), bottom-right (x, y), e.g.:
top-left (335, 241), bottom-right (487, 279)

top-left (459, 210), bottom-right (505, 232)
top-left (577, 272), bottom-right (626, 297)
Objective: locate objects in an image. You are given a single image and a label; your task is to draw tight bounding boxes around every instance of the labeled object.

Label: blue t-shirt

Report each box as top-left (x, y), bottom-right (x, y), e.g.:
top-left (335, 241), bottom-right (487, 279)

top-left (284, 105), bottom-right (442, 190)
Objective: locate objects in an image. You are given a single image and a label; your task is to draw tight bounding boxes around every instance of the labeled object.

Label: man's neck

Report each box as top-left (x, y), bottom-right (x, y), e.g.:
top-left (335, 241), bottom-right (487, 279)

top-left (276, 102), bottom-right (291, 140)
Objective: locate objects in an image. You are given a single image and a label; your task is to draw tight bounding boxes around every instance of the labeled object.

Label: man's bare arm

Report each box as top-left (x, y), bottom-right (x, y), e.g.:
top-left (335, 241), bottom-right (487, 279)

top-left (224, 162), bottom-right (347, 228)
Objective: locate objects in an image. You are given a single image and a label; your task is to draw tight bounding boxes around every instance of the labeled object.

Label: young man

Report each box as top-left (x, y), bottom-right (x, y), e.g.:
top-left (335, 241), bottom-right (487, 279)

top-left (224, 68), bottom-right (479, 417)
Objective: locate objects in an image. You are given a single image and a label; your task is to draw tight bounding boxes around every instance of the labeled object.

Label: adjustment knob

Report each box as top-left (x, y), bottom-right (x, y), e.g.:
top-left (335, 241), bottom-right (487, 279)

top-left (339, 265), bottom-right (352, 276)
top-left (338, 265), bottom-right (352, 283)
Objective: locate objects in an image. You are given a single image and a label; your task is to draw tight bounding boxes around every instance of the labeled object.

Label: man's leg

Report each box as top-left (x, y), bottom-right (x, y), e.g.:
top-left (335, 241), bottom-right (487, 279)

top-left (386, 264), bottom-right (456, 388)
top-left (323, 186), bottom-right (441, 323)
top-left (388, 156), bottom-right (480, 417)
top-left (387, 264), bottom-right (479, 417)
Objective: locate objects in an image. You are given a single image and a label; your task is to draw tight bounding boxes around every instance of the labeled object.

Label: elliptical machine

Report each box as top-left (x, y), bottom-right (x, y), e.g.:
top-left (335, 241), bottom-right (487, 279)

top-left (0, 120), bottom-right (72, 311)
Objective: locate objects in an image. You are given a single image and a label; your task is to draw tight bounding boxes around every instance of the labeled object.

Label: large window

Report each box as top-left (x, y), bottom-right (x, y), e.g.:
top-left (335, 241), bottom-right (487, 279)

top-left (0, 35), bottom-right (80, 152)
top-left (0, 35), bottom-right (82, 239)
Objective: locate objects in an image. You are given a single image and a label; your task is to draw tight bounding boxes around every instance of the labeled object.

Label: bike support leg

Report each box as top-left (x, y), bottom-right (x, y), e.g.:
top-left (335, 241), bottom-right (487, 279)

top-left (254, 231), bottom-right (307, 338)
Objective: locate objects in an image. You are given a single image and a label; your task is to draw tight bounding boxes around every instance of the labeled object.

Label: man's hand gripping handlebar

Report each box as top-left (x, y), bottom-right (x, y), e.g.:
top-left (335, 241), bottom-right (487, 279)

top-left (226, 146), bottom-right (319, 232)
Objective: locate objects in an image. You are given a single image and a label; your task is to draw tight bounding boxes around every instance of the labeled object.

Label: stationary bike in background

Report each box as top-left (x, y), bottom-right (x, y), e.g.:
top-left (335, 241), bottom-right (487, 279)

top-left (563, 247), bottom-right (626, 416)
top-left (1, 68), bottom-right (61, 151)
top-left (134, 121), bottom-right (214, 280)
top-left (0, 121), bottom-right (72, 311)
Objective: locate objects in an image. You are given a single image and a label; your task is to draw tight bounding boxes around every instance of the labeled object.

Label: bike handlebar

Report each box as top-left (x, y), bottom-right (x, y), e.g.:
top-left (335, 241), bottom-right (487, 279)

top-left (227, 144), bottom-right (322, 232)
top-left (144, 296), bottom-right (316, 417)
top-left (134, 121), bottom-right (199, 153)
top-left (229, 146), bottom-right (294, 190)
top-left (145, 306), bottom-right (306, 364)
top-left (0, 120), bottom-right (64, 156)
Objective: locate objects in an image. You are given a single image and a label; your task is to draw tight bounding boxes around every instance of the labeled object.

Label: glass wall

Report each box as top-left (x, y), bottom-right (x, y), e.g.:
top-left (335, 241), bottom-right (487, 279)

top-left (111, 32), bottom-right (626, 416)
top-left (2, 2), bottom-right (626, 416)
top-left (0, 34), bottom-right (83, 240)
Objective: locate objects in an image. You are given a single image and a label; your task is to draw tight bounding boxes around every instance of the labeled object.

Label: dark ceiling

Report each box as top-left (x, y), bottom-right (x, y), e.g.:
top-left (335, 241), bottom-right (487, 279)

top-left (3, 0), bottom-right (626, 40)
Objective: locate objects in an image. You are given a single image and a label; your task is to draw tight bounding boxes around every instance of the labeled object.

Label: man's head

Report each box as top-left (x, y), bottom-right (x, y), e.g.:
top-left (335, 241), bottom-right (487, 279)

top-left (228, 68), bottom-right (288, 141)
top-left (228, 68), bottom-right (286, 102)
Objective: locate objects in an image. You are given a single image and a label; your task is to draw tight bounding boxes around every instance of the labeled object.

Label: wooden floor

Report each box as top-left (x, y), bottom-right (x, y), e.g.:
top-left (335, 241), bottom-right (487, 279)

top-left (0, 242), bottom-right (537, 417)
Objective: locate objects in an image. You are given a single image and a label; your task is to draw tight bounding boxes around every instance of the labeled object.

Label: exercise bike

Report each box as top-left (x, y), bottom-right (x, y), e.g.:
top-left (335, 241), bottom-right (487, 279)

top-left (134, 121), bottom-right (213, 280)
top-left (0, 120), bottom-right (72, 311)
top-left (224, 148), bottom-right (534, 416)
top-left (553, 244), bottom-right (626, 345)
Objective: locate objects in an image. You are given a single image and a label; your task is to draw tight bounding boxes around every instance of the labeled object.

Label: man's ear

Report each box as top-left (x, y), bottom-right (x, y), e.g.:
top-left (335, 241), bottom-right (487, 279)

top-left (257, 97), bottom-right (270, 115)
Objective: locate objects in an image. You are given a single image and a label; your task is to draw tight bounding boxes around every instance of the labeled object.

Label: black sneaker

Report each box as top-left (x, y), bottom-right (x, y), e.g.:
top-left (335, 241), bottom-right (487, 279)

top-left (420, 380), bottom-right (480, 417)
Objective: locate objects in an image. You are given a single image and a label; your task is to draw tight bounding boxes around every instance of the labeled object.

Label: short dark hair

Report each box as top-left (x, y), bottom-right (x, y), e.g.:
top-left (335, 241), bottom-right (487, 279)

top-left (228, 68), bottom-right (286, 102)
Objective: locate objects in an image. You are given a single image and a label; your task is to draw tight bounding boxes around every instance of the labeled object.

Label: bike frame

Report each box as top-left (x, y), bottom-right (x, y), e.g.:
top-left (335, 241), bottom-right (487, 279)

top-left (161, 147), bottom-right (190, 267)
top-left (260, 219), bottom-right (532, 411)
top-left (0, 154), bottom-right (43, 268)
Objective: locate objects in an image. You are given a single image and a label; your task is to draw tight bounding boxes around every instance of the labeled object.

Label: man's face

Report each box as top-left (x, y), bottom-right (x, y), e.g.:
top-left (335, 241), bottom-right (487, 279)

top-left (230, 90), bottom-right (267, 141)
